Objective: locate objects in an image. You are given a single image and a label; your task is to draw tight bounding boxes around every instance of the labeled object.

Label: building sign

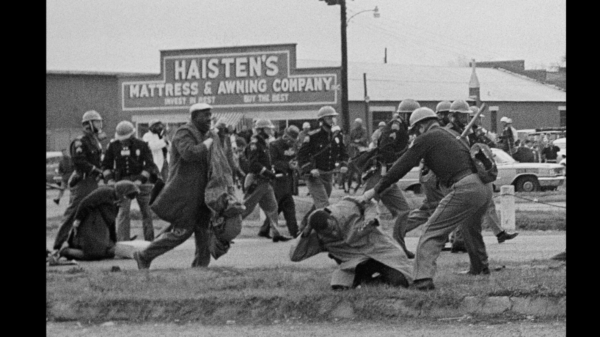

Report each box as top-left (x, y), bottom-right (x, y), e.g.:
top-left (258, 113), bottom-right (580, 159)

top-left (120, 44), bottom-right (340, 111)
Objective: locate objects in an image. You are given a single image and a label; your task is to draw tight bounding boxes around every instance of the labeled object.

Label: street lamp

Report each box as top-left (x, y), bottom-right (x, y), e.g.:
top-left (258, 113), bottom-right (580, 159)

top-left (319, 0), bottom-right (379, 133)
top-left (347, 6), bottom-right (380, 26)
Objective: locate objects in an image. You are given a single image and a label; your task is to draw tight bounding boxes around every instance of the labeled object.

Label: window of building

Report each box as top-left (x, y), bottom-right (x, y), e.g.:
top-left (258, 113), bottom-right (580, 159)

top-left (558, 106), bottom-right (566, 127)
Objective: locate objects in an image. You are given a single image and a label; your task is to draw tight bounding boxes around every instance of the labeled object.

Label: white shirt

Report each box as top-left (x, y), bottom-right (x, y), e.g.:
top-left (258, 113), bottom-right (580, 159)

top-left (142, 131), bottom-right (169, 170)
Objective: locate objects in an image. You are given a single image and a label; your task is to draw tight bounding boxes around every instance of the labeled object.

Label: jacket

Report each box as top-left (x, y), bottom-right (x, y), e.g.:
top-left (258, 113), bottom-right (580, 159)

top-left (151, 122), bottom-right (211, 225)
top-left (289, 197), bottom-right (413, 287)
top-left (297, 127), bottom-right (348, 172)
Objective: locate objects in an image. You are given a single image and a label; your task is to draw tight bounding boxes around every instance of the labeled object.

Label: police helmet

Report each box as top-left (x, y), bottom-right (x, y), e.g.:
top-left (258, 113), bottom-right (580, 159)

top-left (408, 107), bottom-right (438, 131)
top-left (115, 121), bottom-right (136, 141)
top-left (317, 106), bottom-right (339, 119)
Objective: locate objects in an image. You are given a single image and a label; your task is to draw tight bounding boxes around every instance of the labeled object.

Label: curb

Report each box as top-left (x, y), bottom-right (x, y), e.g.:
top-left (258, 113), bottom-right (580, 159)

top-left (48, 295), bottom-right (566, 323)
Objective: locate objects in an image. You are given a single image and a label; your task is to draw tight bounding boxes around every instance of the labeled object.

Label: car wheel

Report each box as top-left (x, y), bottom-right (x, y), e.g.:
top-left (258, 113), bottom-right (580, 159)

top-left (515, 176), bottom-right (540, 192)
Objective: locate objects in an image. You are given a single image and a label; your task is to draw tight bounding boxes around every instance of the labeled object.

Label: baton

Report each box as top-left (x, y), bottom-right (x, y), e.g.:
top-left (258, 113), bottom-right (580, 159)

top-left (459, 103), bottom-right (487, 139)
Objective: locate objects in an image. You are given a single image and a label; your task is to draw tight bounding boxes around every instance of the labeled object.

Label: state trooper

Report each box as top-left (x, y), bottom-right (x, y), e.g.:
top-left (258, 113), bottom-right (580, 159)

top-left (242, 119), bottom-right (291, 242)
top-left (102, 121), bottom-right (156, 242)
top-left (367, 107), bottom-right (493, 291)
top-left (52, 110), bottom-right (106, 252)
top-left (361, 99), bottom-right (417, 258)
top-left (297, 106), bottom-right (349, 224)
top-left (258, 125), bottom-right (301, 238)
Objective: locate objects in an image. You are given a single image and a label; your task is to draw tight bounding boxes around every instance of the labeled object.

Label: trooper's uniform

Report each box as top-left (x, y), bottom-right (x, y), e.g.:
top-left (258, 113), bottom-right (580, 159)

top-left (258, 136), bottom-right (299, 238)
top-left (53, 125), bottom-right (104, 250)
top-left (376, 108), bottom-right (492, 286)
top-left (102, 136), bottom-right (156, 241)
top-left (297, 127), bottom-right (348, 209)
top-left (241, 133), bottom-right (283, 239)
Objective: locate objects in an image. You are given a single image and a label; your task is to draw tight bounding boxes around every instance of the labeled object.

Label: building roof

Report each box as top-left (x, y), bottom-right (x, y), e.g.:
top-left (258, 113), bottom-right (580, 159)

top-left (296, 60), bottom-right (566, 103)
top-left (47, 70), bottom-right (155, 77)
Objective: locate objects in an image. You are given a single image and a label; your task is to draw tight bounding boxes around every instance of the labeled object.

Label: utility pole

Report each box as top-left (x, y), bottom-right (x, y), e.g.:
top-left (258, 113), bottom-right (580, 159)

top-left (340, 0), bottom-right (350, 133)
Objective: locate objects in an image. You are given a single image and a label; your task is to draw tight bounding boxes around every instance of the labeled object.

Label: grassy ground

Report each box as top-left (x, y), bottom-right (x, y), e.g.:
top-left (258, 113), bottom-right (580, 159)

top-left (47, 259), bottom-right (566, 324)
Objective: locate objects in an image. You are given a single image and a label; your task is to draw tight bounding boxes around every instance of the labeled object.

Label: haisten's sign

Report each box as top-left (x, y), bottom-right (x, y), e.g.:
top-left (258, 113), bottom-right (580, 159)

top-left (120, 44), bottom-right (340, 111)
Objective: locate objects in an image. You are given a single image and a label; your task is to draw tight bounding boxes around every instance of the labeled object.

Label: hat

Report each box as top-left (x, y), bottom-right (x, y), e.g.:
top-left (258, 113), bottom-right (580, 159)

top-left (149, 119), bottom-right (162, 128)
top-left (302, 122), bottom-right (311, 129)
top-left (378, 121), bottom-right (386, 127)
top-left (354, 118), bottom-right (363, 124)
top-left (500, 116), bottom-right (509, 123)
top-left (114, 181), bottom-right (140, 200)
top-left (189, 103), bottom-right (212, 113)
top-left (285, 125), bottom-right (300, 140)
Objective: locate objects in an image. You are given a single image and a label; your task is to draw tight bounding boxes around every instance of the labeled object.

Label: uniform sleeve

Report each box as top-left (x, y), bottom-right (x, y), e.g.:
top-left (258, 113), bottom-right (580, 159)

top-left (297, 136), bottom-right (312, 166)
top-left (172, 128), bottom-right (209, 162)
top-left (246, 140), bottom-right (268, 175)
top-left (271, 143), bottom-right (289, 173)
top-left (74, 189), bottom-right (113, 222)
top-left (377, 136), bottom-right (426, 193)
top-left (337, 134), bottom-right (349, 164)
top-left (101, 142), bottom-right (116, 178)
top-left (71, 138), bottom-right (96, 175)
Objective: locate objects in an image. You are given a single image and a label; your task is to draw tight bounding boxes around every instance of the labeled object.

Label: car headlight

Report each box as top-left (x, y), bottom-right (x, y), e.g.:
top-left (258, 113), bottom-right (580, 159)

top-left (554, 167), bottom-right (565, 176)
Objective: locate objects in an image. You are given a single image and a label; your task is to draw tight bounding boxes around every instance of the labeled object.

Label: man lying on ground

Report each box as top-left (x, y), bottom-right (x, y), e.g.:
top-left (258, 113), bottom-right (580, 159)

top-left (51, 181), bottom-right (140, 262)
top-left (289, 190), bottom-right (413, 290)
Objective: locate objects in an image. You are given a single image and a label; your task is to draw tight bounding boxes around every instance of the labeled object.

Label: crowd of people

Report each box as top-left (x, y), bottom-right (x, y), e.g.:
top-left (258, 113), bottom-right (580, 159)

top-left (49, 99), bottom-right (532, 291)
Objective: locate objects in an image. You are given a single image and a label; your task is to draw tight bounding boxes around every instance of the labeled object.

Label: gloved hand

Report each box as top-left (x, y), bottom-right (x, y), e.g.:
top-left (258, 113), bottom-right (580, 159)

top-left (107, 179), bottom-right (116, 186)
top-left (203, 138), bottom-right (214, 149)
top-left (340, 166), bottom-right (348, 174)
top-left (310, 169), bottom-right (320, 178)
top-left (363, 189), bottom-right (376, 201)
top-left (72, 219), bottom-right (81, 236)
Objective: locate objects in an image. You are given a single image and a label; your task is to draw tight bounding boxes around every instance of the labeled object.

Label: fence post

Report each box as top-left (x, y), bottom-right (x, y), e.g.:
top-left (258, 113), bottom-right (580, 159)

top-left (500, 185), bottom-right (515, 231)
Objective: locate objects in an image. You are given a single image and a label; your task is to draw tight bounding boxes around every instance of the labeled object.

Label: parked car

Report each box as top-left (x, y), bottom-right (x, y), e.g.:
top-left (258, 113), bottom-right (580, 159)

top-left (46, 151), bottom-right (63, 188)
top-left (396, 147), bottom-right (566, 193)
top-left (490, 148), bottom-right (565, 192)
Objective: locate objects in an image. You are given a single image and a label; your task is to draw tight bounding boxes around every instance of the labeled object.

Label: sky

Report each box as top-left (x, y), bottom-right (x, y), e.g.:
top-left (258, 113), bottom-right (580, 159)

top-left (46, 0), bottom-right (566, 74)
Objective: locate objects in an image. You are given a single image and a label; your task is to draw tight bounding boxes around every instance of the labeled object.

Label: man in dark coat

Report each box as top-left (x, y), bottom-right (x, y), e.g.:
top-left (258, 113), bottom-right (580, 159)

top-left (133, 103), bottom-right (217, 270)
top-left (56, 181), bottom-right (140, 261)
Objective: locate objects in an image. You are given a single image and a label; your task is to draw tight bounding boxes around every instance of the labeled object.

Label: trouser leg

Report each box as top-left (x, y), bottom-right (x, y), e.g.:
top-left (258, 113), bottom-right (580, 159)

top-left (306, 174), bottom-right (332, 209)
top-left (460, 202), bottom-right (490, 274)
top-left (257, 184), bottom-right (281, 237)
top-left (160, 161), bottom-right (169, 181)
top-left (116, 196), bottom-right (132, 241)
top-left (413, 174), bottom-right (489, 280)
top-left (137, 221), bottom-right (195, 263)
top-left (353, 259), bottom-right (409, 288)
top-left (53, 177), bottom-right (98, 250)
top-left (483, 188), bottom-right (503, 236)
top-left (280, 193), bottom-right (298, 237)
top-left (192, 206), bottom-right (211, 267)
top-left (137, 183), bottom-right (154, 241)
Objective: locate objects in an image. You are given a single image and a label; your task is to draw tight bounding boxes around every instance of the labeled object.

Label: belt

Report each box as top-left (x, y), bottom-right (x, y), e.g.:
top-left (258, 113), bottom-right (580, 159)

top-left (447, 169), bottom-right (473, 187)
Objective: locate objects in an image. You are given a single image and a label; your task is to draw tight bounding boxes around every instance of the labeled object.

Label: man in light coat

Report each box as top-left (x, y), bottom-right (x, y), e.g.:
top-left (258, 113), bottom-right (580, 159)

top-left (290, 192), bottom-right (412, 290)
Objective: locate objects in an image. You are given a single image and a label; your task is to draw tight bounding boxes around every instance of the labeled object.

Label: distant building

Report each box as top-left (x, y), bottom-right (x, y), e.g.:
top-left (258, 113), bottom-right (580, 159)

top-left (46, 44), bottom-right (566, 151)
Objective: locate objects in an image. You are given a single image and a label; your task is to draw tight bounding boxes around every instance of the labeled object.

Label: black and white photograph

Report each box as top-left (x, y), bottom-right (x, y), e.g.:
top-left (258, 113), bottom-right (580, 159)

top-left (46, 1), bottom-right (566, 335)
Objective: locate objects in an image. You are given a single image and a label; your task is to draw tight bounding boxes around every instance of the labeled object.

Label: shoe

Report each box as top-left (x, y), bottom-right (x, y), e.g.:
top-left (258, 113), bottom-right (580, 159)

top-left (273, 235), bottom-right (292, 243)
top-left (130, 235), bottom-right (138, 241)
top-left (441, 246), bottom-right (452, 252)
top-left (456, 267), bottom-right (490, 275)
top-left (133, 251), bottom-right (150, 270)
top-left (497, 231), bottom-right (519, 243)
top-left (258, 232), bottom-right (272, 239)
top-left (410, 278), bottom-right (435, 291)
top-left (53, 199), bottom-right (60, 205)
top-left (551, 251), bottom-right (566, 261)
top-left (405, 250), bottom-right (415, 259)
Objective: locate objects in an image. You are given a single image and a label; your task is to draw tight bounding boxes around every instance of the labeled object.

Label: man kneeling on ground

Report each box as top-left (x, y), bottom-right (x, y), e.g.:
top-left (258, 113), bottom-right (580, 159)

top-left (289, 191), bottom-right (413, 290)
top-left (54, 181), bottom-right (140, 261)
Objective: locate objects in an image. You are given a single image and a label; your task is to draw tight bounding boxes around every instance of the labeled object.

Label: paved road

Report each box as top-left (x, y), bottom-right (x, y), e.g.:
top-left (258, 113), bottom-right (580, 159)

top-left (47, 231), bottom-right (566, 272)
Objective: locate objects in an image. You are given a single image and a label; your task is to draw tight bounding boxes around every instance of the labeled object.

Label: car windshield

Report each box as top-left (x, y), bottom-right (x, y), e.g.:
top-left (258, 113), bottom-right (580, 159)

top-left (492, 149), bottom-right (517, 164)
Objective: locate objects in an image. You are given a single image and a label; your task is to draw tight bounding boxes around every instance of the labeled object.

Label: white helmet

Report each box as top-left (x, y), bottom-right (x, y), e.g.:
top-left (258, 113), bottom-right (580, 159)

top-left (500, 116), bottom-right (509, 123)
